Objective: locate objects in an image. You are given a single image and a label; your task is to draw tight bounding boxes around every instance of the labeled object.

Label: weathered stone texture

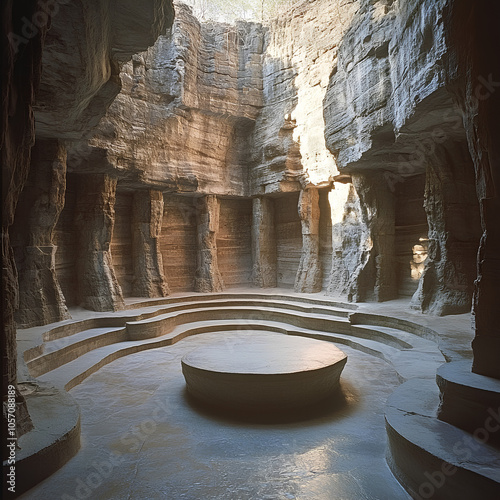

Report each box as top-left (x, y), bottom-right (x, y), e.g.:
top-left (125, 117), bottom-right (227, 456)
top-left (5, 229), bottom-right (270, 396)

top-left (394, 175), bottom-right (428, 298)
top-left (275, 193), bottom-right (302, 288)
top-left (295, 189), bottom-right (322, 293)
top-left (161, 195), bottom-right (197, 292)
top-left (132, 190), bottom-right (170, 297)
top-left (74, 174), bottom-right (124, 311)
top-left (12, 139), bottom-right (71, 328)
top-left (324, 0), bottom-right (454, 174)
top-left (194, 195), bottom-right (224, 292)
top-left (250, 0), bottom-right (359, 195)
top-left (252, 197), bottom-right (277, 288)
top-left (445, 0), bottom-right (500, 378)
top-left (85, 2), bottom-right (264, 195)
top-left (2, 0), bottom-right (48, 439)
top-left (217, 199), bottom-right (253, 287)
top-left (326, 175), bottom-right (396, 302)
top-left (35, 0), bottom-right (174, 140)
top-left (411, 144), bottom-right (481, 315)
top-left (111, 191), bottom-right (134, 296)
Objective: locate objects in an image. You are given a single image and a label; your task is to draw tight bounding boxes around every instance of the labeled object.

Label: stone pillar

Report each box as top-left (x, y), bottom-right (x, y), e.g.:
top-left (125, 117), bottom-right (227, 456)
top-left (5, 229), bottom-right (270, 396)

top-left (472, 199), bottom-right (500, 378)
top-left (74, 174), bottom-right (124, 311)
top-left (252, 197), bottom-right (277, 287)
top-left (350, 174), bottom-right (397, 302)
top-left (194, 195), bottom-right (224, 292)
top-left (132, 190), bottom-right (169, 297)
top-left (295, 188), bottom-right (322, 293)
top-left (410, 150), bottom-right (481, 316)
top-left (14, 139), bottom-right (71, 328)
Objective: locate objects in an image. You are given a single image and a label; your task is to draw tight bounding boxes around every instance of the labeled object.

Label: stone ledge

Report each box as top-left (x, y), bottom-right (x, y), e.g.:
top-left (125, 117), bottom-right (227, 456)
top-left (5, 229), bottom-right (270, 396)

top-left (2, 382), bottom-right (81, 498)
top-left (437, 360), bottom-right (500, 447)
top-left (386, 378), bottom-right (500, 500)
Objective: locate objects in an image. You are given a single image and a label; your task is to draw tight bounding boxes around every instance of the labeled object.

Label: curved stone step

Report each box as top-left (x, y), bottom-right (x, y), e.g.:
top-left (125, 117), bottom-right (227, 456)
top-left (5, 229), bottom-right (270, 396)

top-left (37, 317), bottom-right (443, 392)
top-left (123, 292), bottom-right (357, 312)
top-left (124, 305), bottom-right (412, 348)
top-left (436, 360), bottom-right (500, 447)
top-left (4, 382), bottom-right (81, 497)
top-left (349, 312), bottom-right (438, 342)
top-left (28, 299), bottom-right (442, 382)
top-left (23, 295), bottom-right (353, 363)
top-left (386, 378), bottom-right (500, 500)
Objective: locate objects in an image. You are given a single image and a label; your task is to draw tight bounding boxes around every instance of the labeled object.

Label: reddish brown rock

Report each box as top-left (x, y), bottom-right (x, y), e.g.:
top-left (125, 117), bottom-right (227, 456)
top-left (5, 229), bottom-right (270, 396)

top-left (74, 174), bottom-right (124, 311)
top-left (194, 195), bottom-right (224, 292)
top-left (132, 190), bottom-right (170, 297)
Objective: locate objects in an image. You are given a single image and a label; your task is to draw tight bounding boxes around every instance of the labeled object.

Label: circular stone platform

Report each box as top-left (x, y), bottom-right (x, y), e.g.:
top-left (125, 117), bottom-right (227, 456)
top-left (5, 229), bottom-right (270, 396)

top-left (181, 333), bottom-right (347, 412)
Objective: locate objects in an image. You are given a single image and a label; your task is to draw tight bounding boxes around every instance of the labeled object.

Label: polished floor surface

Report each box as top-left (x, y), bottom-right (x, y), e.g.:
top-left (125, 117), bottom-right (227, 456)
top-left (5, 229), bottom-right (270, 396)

top-left (21, 329), bottom-right (410, 499)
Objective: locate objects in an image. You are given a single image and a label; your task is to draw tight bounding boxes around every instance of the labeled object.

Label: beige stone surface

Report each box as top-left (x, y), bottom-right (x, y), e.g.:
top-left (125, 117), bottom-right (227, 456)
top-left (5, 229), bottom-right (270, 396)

top-left (182, 333), bottom-right (347, 411)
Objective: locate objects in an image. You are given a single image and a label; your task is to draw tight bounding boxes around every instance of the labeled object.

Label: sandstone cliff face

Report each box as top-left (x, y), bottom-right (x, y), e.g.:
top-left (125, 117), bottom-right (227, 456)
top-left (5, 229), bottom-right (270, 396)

top-left (249, 0), bottom-right (359, 195)
top-left (323, 0), bottom-right (481, 313)
top-left (83, 2), bottom-right (264, 195)
top-left (11, 0), bottom-right (174, 324)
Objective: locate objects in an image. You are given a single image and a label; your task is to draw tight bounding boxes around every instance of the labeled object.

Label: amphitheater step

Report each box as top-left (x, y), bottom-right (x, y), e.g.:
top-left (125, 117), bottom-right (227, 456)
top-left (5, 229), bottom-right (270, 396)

top-left (36, 317), bottom-right (444, 391)
top-left (436, 360), bottom-right (500, 447)
top-left (386, 378), bottom-right (500, 500)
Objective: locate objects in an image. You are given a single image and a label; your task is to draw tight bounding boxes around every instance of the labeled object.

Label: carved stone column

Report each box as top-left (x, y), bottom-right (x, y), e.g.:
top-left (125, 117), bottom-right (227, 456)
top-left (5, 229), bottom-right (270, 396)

top-left (350, 174), bottom-right (397, 302)
top-left (14, 139), bottom-right (71, 328)
top-left (132, 190), bottom-right (169, 297)
top-left (295, 188), bottom-right (322, 293)
top-left (252, 197), bottom-right (277, 287)
top-left (74, 174), bottom-right (124, 311)
top-left (410, 147), bottom-right (481, 316)
top-left (194, 195), bottom-right (224, 292)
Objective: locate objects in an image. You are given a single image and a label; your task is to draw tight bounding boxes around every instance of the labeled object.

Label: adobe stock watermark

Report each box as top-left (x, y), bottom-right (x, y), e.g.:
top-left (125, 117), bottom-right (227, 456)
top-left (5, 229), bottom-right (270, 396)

top-left (59, 392), bottom-right (174, 499)
top-left (8, 0), bottom-right (71, 54)
top-left (413, 406), bottom-right (500, 500)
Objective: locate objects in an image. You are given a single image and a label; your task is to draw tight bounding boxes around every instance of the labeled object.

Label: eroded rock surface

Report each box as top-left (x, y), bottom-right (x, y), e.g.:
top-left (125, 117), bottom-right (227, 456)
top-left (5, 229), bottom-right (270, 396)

top-left (323, 0), bottom-right (481, 312)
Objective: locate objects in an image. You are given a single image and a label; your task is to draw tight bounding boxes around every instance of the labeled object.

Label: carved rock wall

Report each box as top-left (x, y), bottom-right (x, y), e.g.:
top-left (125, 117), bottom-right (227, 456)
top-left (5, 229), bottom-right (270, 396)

top-left (12, 139), bottom-right (71, 328)
top-left (250, 0), bottom-right (359, 195)
top-left (446, 0), bottom-right (500, 378)
top-left (161, 194), bottom-right (197, 292)
top-left (83, 2), bottom-right (264, 195)
top-left (275, 193), bottom-right (302, 288)
top-left (217, 199), bottom-right (253, 287)
top-left (323, 0), bottom-right (481, 311)
top-left (2, 0), bottom-right (174, 445)
top-left (74, 174), bottom-right (125, 311)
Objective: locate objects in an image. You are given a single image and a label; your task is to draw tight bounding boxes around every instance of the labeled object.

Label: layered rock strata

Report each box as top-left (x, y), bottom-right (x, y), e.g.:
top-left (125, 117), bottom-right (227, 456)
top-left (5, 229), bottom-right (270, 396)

top-left (132, 190), bottom-right (170, 297)
top-left (251, 197), bottom-right (277, 288)
top-left (2, 0), bottom-right (174, 453)
top-left (323, 0), bottom-right (481, 312)
top-left (74, 174), bottom-right (125, 311)
top-left (295, 189), bottom-right (322, 293)
top-left (12, 139), bottom-right (71, 328)
top-left (194, 195), bottom-right (224, 292)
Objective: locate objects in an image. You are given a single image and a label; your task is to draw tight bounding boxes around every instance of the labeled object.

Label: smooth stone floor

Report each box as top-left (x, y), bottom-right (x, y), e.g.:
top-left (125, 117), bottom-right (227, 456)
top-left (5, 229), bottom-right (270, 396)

top-left (20, 330), bottom-right (410, 500)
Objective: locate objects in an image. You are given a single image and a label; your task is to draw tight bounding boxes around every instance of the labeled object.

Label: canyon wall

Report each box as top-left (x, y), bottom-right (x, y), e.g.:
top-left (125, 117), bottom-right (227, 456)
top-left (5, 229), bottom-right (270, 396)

top-left (3, 0), bottom-right (174, 440)
top-left (323, 0), bottom-right (481, 313)
top-left (10, 0), bottom-right (489, 336)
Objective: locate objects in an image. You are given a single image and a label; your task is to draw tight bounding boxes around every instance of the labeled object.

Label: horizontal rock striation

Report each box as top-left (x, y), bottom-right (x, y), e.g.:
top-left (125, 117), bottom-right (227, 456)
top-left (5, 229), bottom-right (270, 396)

top-left (82, 2), bottom-right (264, 195)
top-left (323, 0), bottom-right (481, 313)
